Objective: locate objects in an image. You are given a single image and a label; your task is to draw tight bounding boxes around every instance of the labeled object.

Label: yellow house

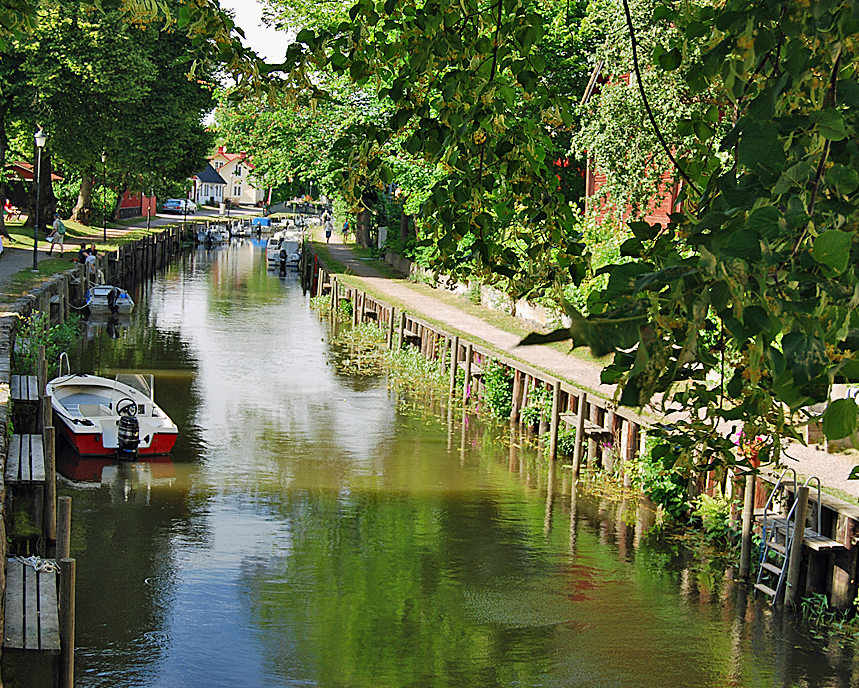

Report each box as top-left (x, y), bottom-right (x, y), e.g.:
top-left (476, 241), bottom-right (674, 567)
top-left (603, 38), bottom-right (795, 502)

top-left (209, 146), bottom-right (266, 207)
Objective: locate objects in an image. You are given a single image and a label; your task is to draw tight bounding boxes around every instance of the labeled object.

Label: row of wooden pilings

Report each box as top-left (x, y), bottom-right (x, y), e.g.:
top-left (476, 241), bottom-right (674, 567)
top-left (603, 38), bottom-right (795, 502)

top-left (0, 222), bottom-right (190, 687)
top-left (311, 263), bottom-right (649, 477)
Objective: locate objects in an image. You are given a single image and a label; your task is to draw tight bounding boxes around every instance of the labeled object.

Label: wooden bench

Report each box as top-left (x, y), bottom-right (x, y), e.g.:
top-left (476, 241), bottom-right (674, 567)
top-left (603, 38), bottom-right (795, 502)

top-left (4, 558), bottom-right (60, 653)
top-left (10, 375), bottom-right (39, 404)
top-left (6, 434), bottom-right (46, 484)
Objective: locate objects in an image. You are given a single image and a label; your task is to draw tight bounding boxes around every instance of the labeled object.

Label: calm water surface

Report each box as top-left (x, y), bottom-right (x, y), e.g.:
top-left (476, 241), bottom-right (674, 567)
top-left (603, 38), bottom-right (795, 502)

top-left (8, 239), bottom-right (858, 687)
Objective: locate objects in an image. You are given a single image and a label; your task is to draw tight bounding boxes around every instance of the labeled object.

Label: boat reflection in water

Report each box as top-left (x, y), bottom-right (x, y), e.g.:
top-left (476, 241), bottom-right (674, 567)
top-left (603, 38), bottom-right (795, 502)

top-left (83, 314), bottom-right (131, 340)
top-left (57, 450), bottom-right (176, 504)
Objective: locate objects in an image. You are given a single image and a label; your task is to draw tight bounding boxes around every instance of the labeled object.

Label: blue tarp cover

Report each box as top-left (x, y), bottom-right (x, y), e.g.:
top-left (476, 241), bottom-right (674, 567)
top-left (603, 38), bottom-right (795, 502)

top-left (252, 217), bottom-right (271, 227)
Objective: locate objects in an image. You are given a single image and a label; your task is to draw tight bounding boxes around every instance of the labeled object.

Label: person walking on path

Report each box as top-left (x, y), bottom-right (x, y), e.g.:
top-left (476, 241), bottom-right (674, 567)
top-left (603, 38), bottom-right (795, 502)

top-left (322, 210), bottom-right (333, 243)
top-left (47, 213), bottom-right (67, 256)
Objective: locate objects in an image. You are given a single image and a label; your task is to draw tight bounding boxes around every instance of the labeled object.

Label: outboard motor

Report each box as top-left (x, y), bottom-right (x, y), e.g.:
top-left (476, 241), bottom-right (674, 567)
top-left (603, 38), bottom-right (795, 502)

top-left (116, 398), bottom-right (139, 459)
top-left (107, 286), bottom-right (120, 314)
top-left (279, 249), bottom-right (287, 276)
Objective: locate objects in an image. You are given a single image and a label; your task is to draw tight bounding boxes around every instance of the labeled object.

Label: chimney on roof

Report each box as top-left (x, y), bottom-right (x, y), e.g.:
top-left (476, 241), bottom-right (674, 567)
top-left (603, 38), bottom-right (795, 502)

top-left (217, 145), bottom-right (225, 155)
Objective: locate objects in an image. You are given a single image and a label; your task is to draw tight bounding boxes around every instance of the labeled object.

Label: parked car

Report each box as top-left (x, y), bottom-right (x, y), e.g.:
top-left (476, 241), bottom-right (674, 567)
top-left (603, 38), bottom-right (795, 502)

top-left (162, 199), bottom-right (197, 214)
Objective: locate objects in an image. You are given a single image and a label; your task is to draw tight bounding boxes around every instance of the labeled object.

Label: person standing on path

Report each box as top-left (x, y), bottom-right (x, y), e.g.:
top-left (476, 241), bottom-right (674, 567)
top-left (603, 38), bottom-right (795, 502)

top-left (47, 213), bottom-right (66, 256)
top-left (322, 210), bottom-right (333, 243)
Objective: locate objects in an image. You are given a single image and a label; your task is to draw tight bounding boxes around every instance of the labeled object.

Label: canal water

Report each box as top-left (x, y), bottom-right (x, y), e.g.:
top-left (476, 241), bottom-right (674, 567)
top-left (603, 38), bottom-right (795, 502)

top-left (6, 239), bottom-right (858, 687)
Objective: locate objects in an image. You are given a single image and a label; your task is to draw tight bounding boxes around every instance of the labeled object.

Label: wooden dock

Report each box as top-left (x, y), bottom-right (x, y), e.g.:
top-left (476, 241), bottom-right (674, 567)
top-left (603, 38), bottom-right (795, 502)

top-left (10, 375), bottom-right (39, 405)
top-left (6, 434), bottom-right (46, 484)
top-left (3, 558), bottom-right (60, 653)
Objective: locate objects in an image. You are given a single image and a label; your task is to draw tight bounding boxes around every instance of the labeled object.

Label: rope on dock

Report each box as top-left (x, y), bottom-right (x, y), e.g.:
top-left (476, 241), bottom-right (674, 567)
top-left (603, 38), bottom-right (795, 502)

top-left (14, 555), bottom-right (59, 573)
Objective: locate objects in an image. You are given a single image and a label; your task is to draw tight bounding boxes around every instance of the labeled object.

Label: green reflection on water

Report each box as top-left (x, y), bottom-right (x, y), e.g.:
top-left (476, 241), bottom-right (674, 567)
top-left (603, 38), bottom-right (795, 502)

top-left (9, 243), bottom-right (854, 688)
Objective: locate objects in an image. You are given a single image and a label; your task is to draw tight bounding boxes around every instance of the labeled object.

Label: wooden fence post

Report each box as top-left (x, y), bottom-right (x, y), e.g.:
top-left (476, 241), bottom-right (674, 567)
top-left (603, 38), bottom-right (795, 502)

top-left (510, 370), bottom-right (522, 423)
top-left (58, 496), bottom-right (72, 560)
top-left (387, 307), bottom-right (396, 348)
top-left (462, 343), bottom-right (473, 406)
top-left (398, 311), bottom-right (406, 349)
top-left (549, 379), bottom-right (561, 461)
top-left (43, 426), bottom-right (56, 556)
top-left (59, 558), bottom-right (76, 688)
top-left (786, 486), bottom-right (810, 608)
top-left (449, 336), bottom-right (459, 397)
top-left (739, 474), bottom-right (755, 580)
top-left (572, 392), bottom-right (587, 475)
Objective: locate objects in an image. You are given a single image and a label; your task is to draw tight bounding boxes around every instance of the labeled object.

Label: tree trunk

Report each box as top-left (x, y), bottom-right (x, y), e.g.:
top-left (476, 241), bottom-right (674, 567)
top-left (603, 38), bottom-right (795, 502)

top-left (0, 109), bottom-right (8, 239)
top-left (400, 206), bottom-right (409, 244)
top-left (112, 184), bottom-right (126, 222)
top-left (71, 174), bottom-right (94, 225)
top-left (26, 144), bottom-right (57, 234)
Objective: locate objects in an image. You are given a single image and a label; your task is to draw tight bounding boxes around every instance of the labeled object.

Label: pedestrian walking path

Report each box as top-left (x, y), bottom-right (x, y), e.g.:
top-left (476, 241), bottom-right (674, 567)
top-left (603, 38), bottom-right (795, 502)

top-left (321, 229), bottom-right (859, 500)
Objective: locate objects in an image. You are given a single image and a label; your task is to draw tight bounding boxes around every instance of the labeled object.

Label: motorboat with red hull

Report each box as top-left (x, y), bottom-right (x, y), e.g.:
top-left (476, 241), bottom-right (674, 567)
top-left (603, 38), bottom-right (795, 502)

top-left (46, 370), bottom-right (178, 459)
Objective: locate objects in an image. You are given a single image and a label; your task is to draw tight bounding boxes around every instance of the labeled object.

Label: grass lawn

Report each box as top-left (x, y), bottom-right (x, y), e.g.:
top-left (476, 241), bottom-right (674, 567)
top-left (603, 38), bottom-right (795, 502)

top-left (0, 217), bottom-right (184, 298)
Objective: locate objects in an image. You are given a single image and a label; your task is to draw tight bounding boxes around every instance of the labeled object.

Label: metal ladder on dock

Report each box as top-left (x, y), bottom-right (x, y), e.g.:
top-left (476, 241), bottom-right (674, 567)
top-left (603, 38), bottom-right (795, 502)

top-left (754, 469), bottom-right (823, 604)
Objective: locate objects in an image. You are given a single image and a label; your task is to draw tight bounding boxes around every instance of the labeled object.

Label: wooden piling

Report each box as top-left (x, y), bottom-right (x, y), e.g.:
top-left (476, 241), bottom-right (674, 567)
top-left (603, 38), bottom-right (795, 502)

top-left (59, 558), bottom-right (76, 688)
top-left (398, 311), bottom-right (406, 349)
top-left (449, 336), bottom-right (459, 397)
top-left (786, 486), bottom-right (810, 608)
top-left (549, 379), bottom-right (561, 461)
top-left (387, 307), bottom-right (396, 348)
top-left (462, 343), bottom-right (473, 406)
top-left (58, 496), bottom-right (72, 560)
top-left (43, 425), bottom-right (56, 555)
top-left (739, 473), bottom-right (755, 580)
top-left (572, 392), bottom-right (587, 475)
top-left (510, 370), bottom-right (522, 423)
top-left (38, 347), bottom-right (49, 431)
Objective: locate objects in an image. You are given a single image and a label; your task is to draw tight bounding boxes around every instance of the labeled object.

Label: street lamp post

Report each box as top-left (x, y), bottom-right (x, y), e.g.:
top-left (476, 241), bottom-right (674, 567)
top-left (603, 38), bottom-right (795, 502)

top-left (32, 128), bottom-right (46, 272)
top-left (101, 152), bottom-right (107, 243)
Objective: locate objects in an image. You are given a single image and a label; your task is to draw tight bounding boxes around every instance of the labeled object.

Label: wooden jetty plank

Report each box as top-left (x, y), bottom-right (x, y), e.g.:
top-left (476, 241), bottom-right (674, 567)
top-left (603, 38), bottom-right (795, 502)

top-left (4, 560), bottom-right (24, 648)
top-left (10, 375), bottom-right (39, 403)
top-left (31, 434), bottom-right (45, 482)
top-left (39, 571), bottom-right (61, 652)
top-left (6, 435), bottom-right (46, 484)
top-left (6, 434), bottom-right (21, 483)
top-left (22, 435), bottom-right (32, 483)
top-left (28, 375), bottom-right (39, 402)
top-left (24, 566), bottom-right (39, 650)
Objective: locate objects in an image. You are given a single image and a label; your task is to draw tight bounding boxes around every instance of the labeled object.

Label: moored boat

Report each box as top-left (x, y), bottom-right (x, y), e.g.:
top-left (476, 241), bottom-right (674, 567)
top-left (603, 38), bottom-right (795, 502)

top-left (47, 364), bottom-right (178, 459)
top-left (85, 284), bottom-right (134, 315)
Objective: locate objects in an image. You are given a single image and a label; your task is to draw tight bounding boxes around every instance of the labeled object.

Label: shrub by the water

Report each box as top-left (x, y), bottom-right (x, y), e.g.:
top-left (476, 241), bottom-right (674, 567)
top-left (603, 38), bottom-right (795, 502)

top-left (13, 310), bottom-right (82, 376)
top-left (482, 359), bottom-right (514, 419)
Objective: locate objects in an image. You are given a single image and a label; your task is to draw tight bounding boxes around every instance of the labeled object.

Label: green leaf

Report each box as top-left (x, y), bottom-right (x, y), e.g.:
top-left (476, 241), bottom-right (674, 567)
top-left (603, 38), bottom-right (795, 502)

top-left (822, 398), bottom-right (858, 440)
top-left (782, 332), bottom-right (828, 385)
top-left (519, 328), bottom-right (573, 346)
top-left (812, 230), bottom-right (851, 275)
top-left (657, 47), bottom-right (682, 71)
top-left (838, 79), bottom-right (859, 107)
top-left (632, 266), bottom-right (697, 294)
top-left (825, 164), bottom-right (859, 197)
top-left (295, 28), bottom-right (314, 44)
top-left (773, 161), bottom-right (814, 194)
top-left (737, 122), bottom-right (784, 169)
top-left (810, 109), bottom-right (848, 141)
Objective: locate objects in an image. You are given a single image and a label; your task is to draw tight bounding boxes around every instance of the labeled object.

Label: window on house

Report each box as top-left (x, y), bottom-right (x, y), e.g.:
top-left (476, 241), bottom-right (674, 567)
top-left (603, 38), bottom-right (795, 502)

top-left (214, 161), bottom-right (223, 169)
top-left (234, 184), bottom-right (241, 197)
top-left (235, 165), bottom-right (242, 176)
